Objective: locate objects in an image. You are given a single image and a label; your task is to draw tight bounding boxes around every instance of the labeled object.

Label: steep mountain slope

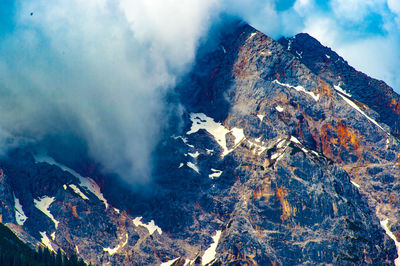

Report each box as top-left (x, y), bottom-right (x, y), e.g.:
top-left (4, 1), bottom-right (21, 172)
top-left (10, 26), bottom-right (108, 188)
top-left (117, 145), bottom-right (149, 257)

top-left (0, 20), bottom-right (399, 265)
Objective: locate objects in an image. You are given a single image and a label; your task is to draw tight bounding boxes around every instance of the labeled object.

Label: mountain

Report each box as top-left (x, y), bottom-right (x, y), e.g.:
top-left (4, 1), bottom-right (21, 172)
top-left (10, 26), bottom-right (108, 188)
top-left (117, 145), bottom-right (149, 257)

top-left (0, 20), bottom-right (399, 265)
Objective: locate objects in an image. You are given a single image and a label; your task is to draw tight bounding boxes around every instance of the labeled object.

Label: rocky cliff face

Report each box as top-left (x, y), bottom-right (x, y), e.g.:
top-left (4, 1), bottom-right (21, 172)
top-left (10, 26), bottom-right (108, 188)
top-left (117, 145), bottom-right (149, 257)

top-left (0, 21), bottom-right (399, 265)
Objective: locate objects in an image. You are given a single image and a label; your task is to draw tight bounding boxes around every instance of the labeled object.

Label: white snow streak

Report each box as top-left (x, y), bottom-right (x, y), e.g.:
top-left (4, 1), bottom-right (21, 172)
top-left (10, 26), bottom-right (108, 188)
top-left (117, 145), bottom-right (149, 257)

top-left (202, 230), bottom-right (222, 265)
top-left (275, 106), bottom-right (284, 112)
top-left (380, 219), bottom-right (400, 266)
top-left (290, 136), bottom-right (301, 144)
top-left (257, 114), bottom-right (265, 121)
top-left (187, 113), bottom-right (245, 157)
top-left (351, 181), bottom-right (360, 188)
top-left (188, 151), bottom-right (200, 158)
top-left (69, 184), bottom-right (89, 200)
top-left (133, 217), bottom-right (162, 235)
top-left (161, 258), bottom-right (180, 266)
top-left (248, 140), bottom-right (268, 156)
top-left (231, 128), bottom-right (245, 146)
top-left (34, 196), bottom-right (59, 228)
top-left (40, 232), bottom-right (55, 252)
top-left (334, 85), bottom-right (352, 97)
top-left (187, 162), bottom-right (200, 174)
top-left (34, 155), bottom-right (109, 209)
top-left (103, 233), bottom-right (129, 256)
top-left (338, 93), bottom-right (388, 134)
top-left (273, 80), bottom-right (320, 101)
top-left (14, 196), bottom-right (27, 225)
top-left (248, 32), bottom-right (257, 40)
top-left (209, 169), bottom-right (223, 179)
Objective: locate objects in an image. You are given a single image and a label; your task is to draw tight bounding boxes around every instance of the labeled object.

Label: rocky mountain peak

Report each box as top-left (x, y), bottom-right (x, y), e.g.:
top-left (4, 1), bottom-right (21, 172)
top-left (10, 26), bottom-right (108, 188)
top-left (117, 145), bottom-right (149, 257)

top-left (0, 21), bottom-right (399, 265)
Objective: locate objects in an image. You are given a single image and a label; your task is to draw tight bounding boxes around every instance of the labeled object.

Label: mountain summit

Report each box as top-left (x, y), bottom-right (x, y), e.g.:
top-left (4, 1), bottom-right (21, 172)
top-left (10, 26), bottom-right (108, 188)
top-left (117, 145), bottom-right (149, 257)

top-left (0, 21), bottom-right (399, 265)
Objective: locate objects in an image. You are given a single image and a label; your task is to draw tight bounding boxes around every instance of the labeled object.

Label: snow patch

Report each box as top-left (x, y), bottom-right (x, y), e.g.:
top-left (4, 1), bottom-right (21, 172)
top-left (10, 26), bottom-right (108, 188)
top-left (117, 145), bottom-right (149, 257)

top-left (114, 208), bottom-right (120, 214)
top-left (325, 54), bottom-right (330, 59)
top-left (334, 85), bottom-right (352, 97)
top-left (188, 151), bottom-right (200, 158)
top-left (51, 232), bottom-right (56, 241)
top-left (69, 184), bottom-right (89, 200)
top-left (161, 258), bottom-right (180, 266)
top-left (103, 245), bottom-right (119, 256)
top-left (34, 196), bottom-right (59, 228)
top-left (14, 196), bottom-right (27, 225)
top-left (187, 162), bottom-right (200, 174)
top-left (34, 155), bottom-right (109, 209)
top-left (290, 136), bottom-right (301, 144)
top-left (287, 39), bottom-right (293, 50)
top-left (257, 114), bottom-right (264, 121)
top-left (202, 230), bottom-right (222, 265)
top-left (295, 50), bottom-right (303, 58)
top-left (206, 149), bottom-right (214, 155)
top-left (380, 219), bottom-right (400, 266)
top-left (173, 135), bottom-right (194, 148)
top-left (187, 113), bottom-right (245, 157)
top-left (275, 105), bottom-right (284, 112)
top-left (276, 138), bottom-right (286, 149)
top-left (178, 163), bottom-right (184, 168)
top-left (338, 93), bottom-right (388, 134)
top-left (77, 176), bottom-right (108, 209)
top-left (248, 32), bottom-right (257, 40)
top-left (103, 233), bottom-right (129, 256)
top-left (351, 181), bottom-right (360, 188)
top-left (63, 184), bottom-right (67, 190)
top-left (273, 80), bottom-right (319, 101)
top-left (184, 259), bottom-right (195, 266)
top-left (133, 217), bottom-right (162, 235)
top-left (209, 169), bottom-right (223, 179)
top-left (231, 128), bottom-right (245, 146)
top-left (248, 140), bottom-right (267, 156)
top-left (40, 232), bottom-right (55, 252)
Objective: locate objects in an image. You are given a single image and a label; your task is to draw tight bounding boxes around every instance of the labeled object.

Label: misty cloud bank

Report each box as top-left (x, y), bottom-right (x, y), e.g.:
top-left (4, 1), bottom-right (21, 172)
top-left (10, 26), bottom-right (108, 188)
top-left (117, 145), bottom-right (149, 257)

top-left (0, 0), bottom-right (219, 184)
top-left (0, 0), bottom-right (399, 185)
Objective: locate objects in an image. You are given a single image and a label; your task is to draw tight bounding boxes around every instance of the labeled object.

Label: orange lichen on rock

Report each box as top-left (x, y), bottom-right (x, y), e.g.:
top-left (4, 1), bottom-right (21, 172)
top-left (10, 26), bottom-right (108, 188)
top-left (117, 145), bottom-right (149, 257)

top-left (390, 98), bottom-right (400, 114)
top-left (252, 182), bottom-right (274, 200)
top-left (336, 122), bottom-right (359, 149)
top-left (276, 187), bottom-right (295, 222)
top-left (65, 202), bottom-right (81, 219)
top-left (316, 79), bottom-right (332, 97)
top-left (71, 206), bottom-right (80, 219)
top-left (320, 121), bottom-right (360, 159)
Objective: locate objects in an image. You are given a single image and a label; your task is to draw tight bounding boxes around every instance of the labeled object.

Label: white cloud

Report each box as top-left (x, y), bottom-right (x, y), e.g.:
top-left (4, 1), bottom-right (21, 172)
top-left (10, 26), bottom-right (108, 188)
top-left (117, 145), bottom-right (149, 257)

top-left (388, 0), bottom-right (400, 14)
top-left (0, 0), bottom-right (218, 184)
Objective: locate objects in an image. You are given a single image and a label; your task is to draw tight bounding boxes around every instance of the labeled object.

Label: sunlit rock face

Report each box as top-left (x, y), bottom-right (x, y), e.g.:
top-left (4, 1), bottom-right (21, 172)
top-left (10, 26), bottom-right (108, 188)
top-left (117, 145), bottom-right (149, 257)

top-left (0, 21), bottom-right (399, 265)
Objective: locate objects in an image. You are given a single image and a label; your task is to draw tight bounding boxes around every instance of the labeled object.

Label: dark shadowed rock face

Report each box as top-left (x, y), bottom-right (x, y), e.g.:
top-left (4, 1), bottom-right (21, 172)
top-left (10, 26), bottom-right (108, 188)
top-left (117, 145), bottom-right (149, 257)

top-left (0, 21), bottom-right (399, 265)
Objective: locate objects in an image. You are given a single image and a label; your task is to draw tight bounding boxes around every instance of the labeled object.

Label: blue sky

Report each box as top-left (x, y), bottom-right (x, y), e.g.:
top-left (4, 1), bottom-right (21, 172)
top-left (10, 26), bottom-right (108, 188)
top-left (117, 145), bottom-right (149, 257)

top-left (228, 0), bottom-right (400, 91)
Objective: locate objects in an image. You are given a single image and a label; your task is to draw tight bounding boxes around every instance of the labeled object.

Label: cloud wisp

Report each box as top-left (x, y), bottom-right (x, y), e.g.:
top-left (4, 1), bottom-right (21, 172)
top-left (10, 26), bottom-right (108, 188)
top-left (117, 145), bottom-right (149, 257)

top-left (0, 0), bottom-right (218, 184)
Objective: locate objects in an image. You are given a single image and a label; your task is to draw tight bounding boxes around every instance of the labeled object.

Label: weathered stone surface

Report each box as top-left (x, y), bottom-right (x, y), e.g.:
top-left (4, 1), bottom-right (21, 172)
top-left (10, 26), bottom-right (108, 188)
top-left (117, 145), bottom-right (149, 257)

top-left (0, 20), bottom-right (398, 265)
